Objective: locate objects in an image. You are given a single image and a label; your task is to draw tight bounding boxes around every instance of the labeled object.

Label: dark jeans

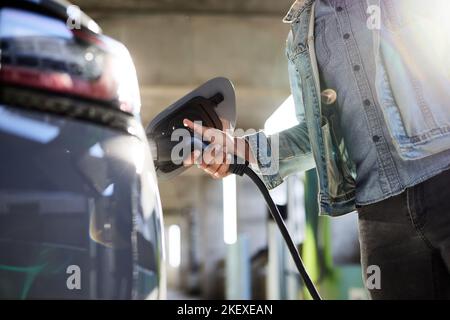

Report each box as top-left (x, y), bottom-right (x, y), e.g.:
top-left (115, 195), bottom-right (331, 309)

top-left (358, 169), bottom-right (450, 299)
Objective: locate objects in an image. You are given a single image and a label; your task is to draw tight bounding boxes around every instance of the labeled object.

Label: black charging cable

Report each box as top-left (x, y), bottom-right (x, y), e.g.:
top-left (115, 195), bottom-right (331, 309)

top-left (189, 136), bottom-right (321, 299)
top-left (229, 162), bottom-right (322, 300)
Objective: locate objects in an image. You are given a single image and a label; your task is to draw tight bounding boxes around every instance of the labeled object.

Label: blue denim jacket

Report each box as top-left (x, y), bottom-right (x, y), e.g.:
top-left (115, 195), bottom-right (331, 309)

top-left (246, 0), bottom-right (450, 216)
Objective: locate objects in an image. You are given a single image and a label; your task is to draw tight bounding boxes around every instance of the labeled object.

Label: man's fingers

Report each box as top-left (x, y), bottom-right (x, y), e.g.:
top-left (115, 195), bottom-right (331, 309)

top-left (183, 150), bottom-right (202, 167)
top-left (214, 163), bottom-right (231, 178)
top-left (204, 164), bottom-right (221, 177)
top-left (203, 144), bottom-right (224, 165)
top-left (180, 138), bottom-right (230, 179)
top-left (183, 119), bottom-right (209, 139)
top-left (183, 118), bottom-right (223, 143)
top-left (183, 118), bottom-right (196, 131)
top-left (203, 151), bottom-right (230, 179)
top-left (187, 153), bottom-right (230, 179)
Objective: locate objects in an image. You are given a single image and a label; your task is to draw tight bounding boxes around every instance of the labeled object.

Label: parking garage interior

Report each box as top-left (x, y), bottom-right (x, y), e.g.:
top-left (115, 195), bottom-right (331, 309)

top-left (65, 0), bottom-right (364, 300)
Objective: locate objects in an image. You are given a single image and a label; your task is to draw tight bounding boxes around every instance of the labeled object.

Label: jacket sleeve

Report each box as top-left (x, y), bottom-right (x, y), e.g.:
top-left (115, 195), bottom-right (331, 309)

top-left (244, 122), bottom-right (315, 190)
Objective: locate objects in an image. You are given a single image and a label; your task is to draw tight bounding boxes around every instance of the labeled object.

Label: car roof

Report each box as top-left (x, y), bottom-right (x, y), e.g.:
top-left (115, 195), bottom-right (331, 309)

top-left (9, 0), bottom-right (101, 34)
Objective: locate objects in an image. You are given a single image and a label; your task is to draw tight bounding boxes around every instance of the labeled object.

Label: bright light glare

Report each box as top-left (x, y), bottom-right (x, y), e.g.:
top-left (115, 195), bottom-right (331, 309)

top-left (113, 45), bottom-right (141, 115)
top-left (130, 141), bottom-right (145, 174)
top-left (168, 225), bottom-right (181, 268)
top-left (87, 20), bottom-right (101, 34)
top-left (0, 106), bottom-right (59, 143)
top-left (223, 175), bottom-right (237, 245)
top-left (264, 95), bottom-right (298, 135)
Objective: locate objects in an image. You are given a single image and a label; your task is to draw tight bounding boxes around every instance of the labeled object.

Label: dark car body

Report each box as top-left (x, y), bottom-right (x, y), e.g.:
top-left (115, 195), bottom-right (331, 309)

top-left (0, 0), bottom-right (166, 299)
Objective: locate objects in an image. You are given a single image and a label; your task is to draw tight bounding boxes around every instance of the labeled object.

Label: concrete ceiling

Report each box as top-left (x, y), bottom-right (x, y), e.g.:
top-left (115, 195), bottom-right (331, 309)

top-left (72, 0), bottom-right (294, 15)
top-left (71, 0), bottom-right (294, 130)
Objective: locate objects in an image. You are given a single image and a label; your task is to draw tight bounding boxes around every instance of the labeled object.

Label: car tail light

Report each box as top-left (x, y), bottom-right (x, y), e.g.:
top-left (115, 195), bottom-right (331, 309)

top-left (0, 7), bottom-right (141, 117)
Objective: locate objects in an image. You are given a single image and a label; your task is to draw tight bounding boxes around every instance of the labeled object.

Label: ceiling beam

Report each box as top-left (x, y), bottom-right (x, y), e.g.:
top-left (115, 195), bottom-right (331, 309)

top-left (71, 0), bottom-right (294, 16)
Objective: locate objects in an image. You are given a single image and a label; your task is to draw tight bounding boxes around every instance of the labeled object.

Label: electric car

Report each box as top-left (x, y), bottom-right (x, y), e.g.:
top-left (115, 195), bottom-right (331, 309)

top-left (0, 0), bottom-right (166, 299)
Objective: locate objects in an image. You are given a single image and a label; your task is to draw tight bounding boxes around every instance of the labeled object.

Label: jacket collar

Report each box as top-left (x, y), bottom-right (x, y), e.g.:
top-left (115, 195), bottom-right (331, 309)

top-left (282, 0), bottom-right (315, 23)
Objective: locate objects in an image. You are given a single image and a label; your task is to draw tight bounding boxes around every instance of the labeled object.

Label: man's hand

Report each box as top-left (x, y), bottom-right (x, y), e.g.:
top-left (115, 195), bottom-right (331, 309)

top-left (182, 119), bottom-right (253, 179)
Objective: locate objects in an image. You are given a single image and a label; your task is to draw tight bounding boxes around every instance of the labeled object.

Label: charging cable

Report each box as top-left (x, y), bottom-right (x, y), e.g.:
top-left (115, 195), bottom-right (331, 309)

top-left (229, 162), bottom-right (322, 300)
top-left (187, 136), bottom-right (322, 299)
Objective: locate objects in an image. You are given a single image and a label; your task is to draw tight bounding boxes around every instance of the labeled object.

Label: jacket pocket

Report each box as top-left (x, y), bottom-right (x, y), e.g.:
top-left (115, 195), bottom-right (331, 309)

top-left (375, 16), bottom-right (450, 159)
top-left (321, 118), bottom-right (355, 199)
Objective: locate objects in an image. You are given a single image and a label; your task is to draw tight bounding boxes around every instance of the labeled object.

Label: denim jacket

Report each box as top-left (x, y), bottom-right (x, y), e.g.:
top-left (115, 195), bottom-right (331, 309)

top-left (246, 0), bottom-right (450, 216)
